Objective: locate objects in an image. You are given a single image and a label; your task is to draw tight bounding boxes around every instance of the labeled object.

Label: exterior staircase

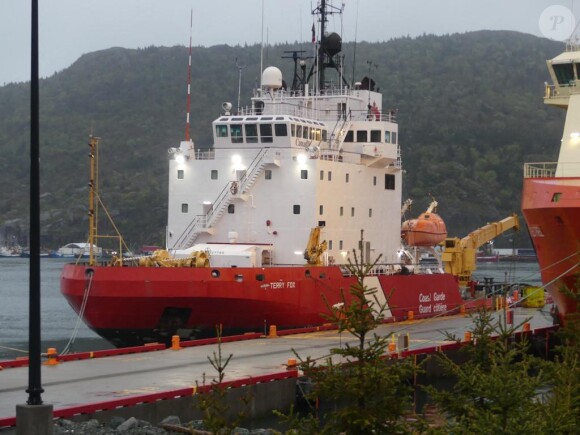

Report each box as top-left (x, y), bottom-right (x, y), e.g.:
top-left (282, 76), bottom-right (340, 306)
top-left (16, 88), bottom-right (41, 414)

top-left (174, 148), bottom-right (279, 249)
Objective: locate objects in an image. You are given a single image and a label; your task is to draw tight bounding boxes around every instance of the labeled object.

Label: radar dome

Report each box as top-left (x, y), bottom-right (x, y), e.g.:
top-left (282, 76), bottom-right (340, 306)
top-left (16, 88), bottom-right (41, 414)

top-left (262, 66), bottom-right (283, 89)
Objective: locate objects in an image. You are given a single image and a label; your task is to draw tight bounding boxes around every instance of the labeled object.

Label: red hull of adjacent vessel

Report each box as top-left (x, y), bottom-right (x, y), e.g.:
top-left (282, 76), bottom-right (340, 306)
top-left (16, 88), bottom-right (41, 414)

top-left (61, 264), bottom-right (462, 346)
top-left (521, 177), bottom-right (580, 319)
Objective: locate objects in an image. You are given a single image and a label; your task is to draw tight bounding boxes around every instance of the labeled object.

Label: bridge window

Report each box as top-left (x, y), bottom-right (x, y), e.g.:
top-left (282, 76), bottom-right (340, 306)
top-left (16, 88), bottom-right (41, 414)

top-left (231, 124), bottom-right (243, 143)
top-left (320, 170), bottom-right (324, 180)
top-left (322, 129), bottom-right (328, 141)
top-left (296, 125), bottom-right (303, 138)
top-left (370, 130), bottom-right (381, 142)
top-left (275, 123), bottom-right (288, 136)
top-left (211, 170), bottom-right (218, 180)
top-left (385, 174), bottom-right (395, 190)
top-left (216, 125), bottom-right (228, 137)
top-left (392, 132), bottom-right (397, 144)
top-left (291, 124), bottom-right (296, 137)
top-left (344, 130), bottom-right (353, 142)
top-left (554, 63), bottom-right (575, 85)
top-left (245, 124), bottom-right (258, 143)
top-left (177, 169), bottom-right (184, 179)
top-left (339, 240), bottom-right (343, 250)
top-left (357, 131), bottom-right (368, 142)
top-left (260, 124), bottom-right (273, 143)
top-left (181, 203), bottom-right (189, 213)
top-left (329, 240), bottom-right (333, 250)
top-left (328, 171), bottom-right (332, 181)
top-left (303, 126), bottom-right (309, 139)
top-left (385, 131), bottom-right (391, 143)
top-left (293, 204), bottom-right (301, 214)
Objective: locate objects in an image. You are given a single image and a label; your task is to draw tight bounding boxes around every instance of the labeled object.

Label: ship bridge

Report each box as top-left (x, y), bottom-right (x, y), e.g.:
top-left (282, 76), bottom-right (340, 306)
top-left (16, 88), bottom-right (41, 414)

top-left (539, 45), bottom-right (580, 176)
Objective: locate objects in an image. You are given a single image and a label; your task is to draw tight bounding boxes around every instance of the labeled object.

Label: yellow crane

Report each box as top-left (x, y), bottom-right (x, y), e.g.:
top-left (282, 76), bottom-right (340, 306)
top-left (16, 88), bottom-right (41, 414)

top-left (304, 227), bottom-right (328, 266)
top-left (441, 214), bottom-right (520, 287)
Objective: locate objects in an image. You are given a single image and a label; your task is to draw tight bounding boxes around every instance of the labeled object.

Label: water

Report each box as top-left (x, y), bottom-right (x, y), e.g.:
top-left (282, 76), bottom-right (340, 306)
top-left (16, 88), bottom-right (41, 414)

top-left (0, 257), bottom-right (108, 360)
top-left (0, 258), bottom-right (542, 361)
top-left (472, 261), bottom-right (542, 286)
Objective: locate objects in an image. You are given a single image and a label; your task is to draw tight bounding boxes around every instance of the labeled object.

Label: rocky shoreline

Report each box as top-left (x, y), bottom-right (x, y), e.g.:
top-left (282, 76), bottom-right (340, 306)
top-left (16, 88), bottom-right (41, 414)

top-left (53, 415), bottom-right (278, 435)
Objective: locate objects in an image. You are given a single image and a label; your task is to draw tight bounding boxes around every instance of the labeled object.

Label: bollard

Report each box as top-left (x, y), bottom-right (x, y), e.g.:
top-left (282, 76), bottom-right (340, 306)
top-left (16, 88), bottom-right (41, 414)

top-left (463, 331), bottom-right (472, 342)
top-left (43, 347), bottom-right (59, 366)
top-left (287, 358), bottom-right (297, 369)
top-left (398, 333), bottom-right (409, 352)
top-left (170, 335), bottom-right (181, 351)
top-left (269, 325), bottom-right (278, 338)
top-left (523, 322), bottom-right (531, 332)
top-left (506, 309), bottom-right (514, 324)
top-left (407, 310), bottom-right (414, 321)
top-left (388, 335), bottom-right (397, 352)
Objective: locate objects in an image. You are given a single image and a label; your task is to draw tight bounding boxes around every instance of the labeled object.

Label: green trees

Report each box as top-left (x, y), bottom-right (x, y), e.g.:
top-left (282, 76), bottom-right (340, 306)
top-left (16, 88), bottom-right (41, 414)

top-left (287, 232), bottom-right (417, 434)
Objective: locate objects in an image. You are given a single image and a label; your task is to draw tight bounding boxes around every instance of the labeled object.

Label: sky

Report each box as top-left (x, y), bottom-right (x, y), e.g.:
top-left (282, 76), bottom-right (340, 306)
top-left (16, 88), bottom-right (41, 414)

top-left (0, 0), bottom-right (578, 85)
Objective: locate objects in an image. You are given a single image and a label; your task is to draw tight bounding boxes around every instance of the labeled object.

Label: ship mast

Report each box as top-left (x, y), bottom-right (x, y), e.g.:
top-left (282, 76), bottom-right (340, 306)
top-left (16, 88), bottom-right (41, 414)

top-left (307, 0), bottom-right (349, 93)
top-left (88, 135), bottom-right (99, 266)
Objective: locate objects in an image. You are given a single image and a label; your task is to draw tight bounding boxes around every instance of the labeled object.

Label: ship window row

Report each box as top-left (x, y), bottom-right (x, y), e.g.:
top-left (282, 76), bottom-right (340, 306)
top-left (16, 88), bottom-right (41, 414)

top-left (343, 130), bottom-right (397, 144)
top-left (215, 123), bottom-right (331, 144)
top-left (290, 124), bottom-right (328, 142)
top-left (215, 123), bottom-right (288, 143)
top-left (320, 206), bottom-right (373, 218)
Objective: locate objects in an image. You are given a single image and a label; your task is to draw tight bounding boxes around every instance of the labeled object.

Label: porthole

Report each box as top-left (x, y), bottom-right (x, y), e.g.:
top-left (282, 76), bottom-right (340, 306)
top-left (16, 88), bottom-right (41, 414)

top-left (211, 270), bottom-right (220, 278)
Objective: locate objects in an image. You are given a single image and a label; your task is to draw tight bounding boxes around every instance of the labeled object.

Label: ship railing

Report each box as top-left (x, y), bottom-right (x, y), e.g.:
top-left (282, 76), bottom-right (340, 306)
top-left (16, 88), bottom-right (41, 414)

top-left (524, 162), bottom-right (557, 178)
top-left (525, 161), bottom-right (580, 178)
top-left (339, 263), bottom-right (406, 277)
top-left (238, 104), bottom-right (397, 124)
top-left (194, 149), bottom-right (215, 160)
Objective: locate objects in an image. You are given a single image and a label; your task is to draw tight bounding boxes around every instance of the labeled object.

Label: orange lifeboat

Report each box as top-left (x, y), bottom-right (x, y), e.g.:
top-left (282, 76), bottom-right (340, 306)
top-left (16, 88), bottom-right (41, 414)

top-left (401, 200), bottom-right (447, 247)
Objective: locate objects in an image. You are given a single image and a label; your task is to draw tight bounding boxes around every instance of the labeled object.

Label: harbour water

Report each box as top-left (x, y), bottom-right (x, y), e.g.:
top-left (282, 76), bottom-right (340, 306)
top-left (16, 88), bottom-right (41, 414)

top-left (0, 257), bottom-right (543, 361)
top-left (0, 257), bottom-right (109, 361)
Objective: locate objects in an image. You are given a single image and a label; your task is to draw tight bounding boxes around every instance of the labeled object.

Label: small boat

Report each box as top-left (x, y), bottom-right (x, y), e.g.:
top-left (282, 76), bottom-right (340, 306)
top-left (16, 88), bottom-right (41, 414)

top-left (0, 245), bottom-right (22, 257)
top-left (401, 200), bottom-right (447, 247)
top-left (54, 243), bottom-right (103, 258)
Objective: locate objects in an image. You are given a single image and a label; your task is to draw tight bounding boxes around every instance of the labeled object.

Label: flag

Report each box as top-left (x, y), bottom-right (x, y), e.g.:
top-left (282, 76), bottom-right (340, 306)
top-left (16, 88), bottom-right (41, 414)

top-left (312, 23), bottom-right (316, 43)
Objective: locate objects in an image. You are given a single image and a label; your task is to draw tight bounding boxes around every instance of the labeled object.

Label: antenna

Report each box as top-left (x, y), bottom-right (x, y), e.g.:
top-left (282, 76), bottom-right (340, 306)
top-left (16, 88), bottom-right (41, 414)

top-left (260, 0), bottom-right (265, 89)
top-left (185, 9), bottom-right (193, 142)
top-left (235, 57), bottom-right (246, 114)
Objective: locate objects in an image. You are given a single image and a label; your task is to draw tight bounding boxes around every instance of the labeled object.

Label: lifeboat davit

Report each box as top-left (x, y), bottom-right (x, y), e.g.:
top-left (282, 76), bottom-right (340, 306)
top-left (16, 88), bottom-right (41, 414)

top-left (401, 200), bottom-right (447, 247)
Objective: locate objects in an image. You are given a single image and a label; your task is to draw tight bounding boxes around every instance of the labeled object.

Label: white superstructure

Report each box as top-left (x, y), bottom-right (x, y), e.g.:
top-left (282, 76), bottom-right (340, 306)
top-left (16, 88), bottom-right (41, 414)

top-left (166, 3), bottom-right (403, 266)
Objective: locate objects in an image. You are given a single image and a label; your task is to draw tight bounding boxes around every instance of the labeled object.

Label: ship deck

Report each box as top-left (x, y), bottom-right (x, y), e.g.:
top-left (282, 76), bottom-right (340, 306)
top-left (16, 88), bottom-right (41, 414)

top-left (0, 307), bottom-right (556, 430)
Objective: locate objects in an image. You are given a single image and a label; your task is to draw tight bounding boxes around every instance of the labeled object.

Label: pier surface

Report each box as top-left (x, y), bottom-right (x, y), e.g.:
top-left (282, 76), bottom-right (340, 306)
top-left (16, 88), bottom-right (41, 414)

top-left (0, 308), bottom-right (554, 428)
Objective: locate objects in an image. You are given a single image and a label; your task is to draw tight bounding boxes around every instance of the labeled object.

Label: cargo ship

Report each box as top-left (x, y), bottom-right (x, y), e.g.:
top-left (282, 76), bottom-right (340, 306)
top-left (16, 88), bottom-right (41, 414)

top-left (522, 43), bottom-right (580, 322)
top-left (61, 1), bottom-right (491, 347)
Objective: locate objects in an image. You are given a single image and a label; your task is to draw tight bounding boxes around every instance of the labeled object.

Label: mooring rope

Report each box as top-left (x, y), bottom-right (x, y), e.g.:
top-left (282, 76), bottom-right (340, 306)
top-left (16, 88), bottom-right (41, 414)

top-left (61, 269), bottom-right (94, 355)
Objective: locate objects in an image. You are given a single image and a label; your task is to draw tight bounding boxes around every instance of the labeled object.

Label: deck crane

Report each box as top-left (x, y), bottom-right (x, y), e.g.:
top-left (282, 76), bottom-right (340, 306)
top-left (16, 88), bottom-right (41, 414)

top-left (304, 227), bottom-right (328, 266)
top-left (441, 213), bottom-right (520, 287)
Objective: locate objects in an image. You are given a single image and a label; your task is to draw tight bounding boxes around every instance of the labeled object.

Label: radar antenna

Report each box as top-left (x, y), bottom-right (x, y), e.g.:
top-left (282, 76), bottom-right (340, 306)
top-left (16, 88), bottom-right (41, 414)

top-left (306, 0), bottom-right (349, 92)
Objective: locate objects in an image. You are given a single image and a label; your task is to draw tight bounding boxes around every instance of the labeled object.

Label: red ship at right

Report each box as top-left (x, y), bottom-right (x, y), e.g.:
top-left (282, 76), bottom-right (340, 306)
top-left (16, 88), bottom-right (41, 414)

top-left (522, 43), bottom-right (580, 322)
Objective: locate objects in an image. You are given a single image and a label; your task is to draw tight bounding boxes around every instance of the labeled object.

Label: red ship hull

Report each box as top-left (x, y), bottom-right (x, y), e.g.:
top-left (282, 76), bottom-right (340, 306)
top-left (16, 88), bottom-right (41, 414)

top-left (521, 177), bottom-right (580, 320)
top-left (61, 264), bottom-right (464, 347)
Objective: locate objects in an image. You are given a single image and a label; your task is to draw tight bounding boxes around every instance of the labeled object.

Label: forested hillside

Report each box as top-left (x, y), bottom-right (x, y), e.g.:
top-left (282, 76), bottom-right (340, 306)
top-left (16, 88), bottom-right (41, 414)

top-left (0, 31), bottom-right (565, 249)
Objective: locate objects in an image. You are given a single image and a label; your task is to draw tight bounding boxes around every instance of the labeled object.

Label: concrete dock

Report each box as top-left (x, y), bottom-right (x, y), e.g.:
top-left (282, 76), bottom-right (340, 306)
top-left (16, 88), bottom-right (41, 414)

top-left (0, 307), bottom-right (555, 430)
